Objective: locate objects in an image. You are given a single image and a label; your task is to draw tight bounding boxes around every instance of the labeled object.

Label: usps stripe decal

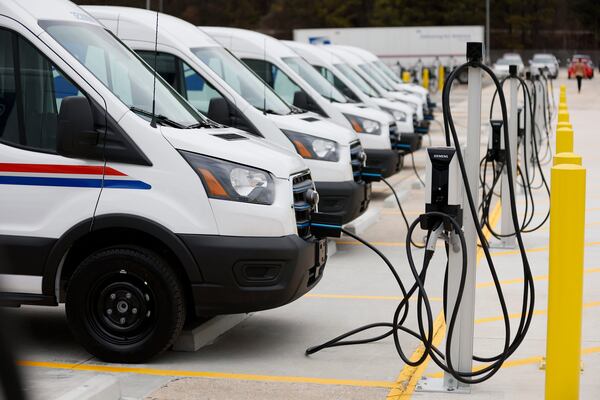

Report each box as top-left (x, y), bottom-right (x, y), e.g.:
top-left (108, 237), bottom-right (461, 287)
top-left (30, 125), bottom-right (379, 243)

top-left (0, 164), bottom-right (150, 190)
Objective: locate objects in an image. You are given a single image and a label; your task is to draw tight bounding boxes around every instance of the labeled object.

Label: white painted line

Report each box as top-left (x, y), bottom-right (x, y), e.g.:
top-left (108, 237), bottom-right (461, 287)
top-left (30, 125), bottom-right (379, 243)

top-left (55, 375), bottom-right (120, 400)
top-left (172, 314), bottom-right (252, 352)
top-left (342, 207), bottom-right (381, 236)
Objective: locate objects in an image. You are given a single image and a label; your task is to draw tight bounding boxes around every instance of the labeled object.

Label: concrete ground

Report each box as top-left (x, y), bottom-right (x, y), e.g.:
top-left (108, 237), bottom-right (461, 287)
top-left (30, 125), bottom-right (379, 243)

top-left (7, 70), bottom-right (600, 399)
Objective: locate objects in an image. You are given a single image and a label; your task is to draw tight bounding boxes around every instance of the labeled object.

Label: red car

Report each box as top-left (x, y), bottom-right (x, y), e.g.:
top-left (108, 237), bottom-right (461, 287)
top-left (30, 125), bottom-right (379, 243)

top-left (568, 55), bottom-right (594, 79)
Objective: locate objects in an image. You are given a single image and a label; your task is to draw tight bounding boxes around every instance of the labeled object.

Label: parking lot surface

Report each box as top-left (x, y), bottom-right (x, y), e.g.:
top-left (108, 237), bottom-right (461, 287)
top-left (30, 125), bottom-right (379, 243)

top-left (10, 72), bottom-right (600, 399)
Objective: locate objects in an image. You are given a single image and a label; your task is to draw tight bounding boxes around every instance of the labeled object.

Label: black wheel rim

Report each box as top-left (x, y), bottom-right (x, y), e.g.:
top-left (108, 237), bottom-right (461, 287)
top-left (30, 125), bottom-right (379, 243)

top-left (87, 268), bottom-right (157, 346)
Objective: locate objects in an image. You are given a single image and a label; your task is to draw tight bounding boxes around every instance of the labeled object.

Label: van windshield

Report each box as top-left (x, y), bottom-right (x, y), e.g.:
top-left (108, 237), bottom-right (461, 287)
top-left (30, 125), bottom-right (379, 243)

top-left (282, 57), bottom-right (347, 103)
top-left (359, 63), bottom-right (394, 91)
top-left (41, 21), bottom-right (203, 128)
top-left (374, 60), bottom-right (402, 84)
top-left (191, 47), bottom-right (292, 115)
top-left (335, 63), bottom-right (381, 97)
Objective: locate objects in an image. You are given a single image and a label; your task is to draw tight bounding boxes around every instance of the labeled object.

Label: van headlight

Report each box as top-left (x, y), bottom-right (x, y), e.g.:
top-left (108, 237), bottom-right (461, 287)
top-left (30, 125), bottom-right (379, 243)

top-left (344, 114), bottom-right (381, 135)
top-left (282, 130), bottom-right (339, 161)
top-left (380, 107), bottom-right (407, 122)
top-left (181, 151), bottom-right (274, 205)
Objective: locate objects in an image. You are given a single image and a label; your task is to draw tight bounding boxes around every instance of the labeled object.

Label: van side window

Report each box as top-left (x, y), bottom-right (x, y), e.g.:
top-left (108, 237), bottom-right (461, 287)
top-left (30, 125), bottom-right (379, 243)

top-left (0, 29), bottom-right (84, 152)
top-left (315, 65), bottom-right (360, 102)
top-left (242, 59), bottom-right (301, 105)
top-left (137, 51), bottom-right (222, 115)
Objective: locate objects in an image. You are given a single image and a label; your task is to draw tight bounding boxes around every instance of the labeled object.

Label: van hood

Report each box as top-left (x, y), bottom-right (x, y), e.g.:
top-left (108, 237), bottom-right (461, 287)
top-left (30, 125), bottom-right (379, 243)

top-left (334, 102), bottom-right (394, 125)
top-left (160, 126), bottom-right (308, 179)
top-left (266, 113), bottom-right (358, 145)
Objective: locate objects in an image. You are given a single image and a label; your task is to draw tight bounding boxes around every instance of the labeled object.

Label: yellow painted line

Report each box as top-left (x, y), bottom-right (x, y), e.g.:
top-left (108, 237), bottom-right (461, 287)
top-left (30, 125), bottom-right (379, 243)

top-left (386, 312), bottom-right (446, 398)
top-left (474, 300), bottom-right (600, 325)
top-left (386, 202), bottom-right (502, 399)
top-left (305, 293), bottom-right (443, 302)
top-left (426, 345), bottom-right (600, 379)
top-left (17, 360), bottom-right (395, 389)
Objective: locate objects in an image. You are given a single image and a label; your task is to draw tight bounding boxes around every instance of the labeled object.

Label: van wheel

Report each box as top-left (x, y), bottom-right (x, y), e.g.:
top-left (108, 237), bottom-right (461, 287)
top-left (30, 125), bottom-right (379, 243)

top-left (65, 247), bottom-right (185, 363)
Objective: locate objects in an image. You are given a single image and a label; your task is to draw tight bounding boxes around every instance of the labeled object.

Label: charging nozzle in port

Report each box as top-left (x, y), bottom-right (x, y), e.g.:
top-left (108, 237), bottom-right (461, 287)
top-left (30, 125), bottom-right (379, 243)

top-left (310, 212), bottom-right (343, 238)
top-left (360, 166), bottom-right (383, 183)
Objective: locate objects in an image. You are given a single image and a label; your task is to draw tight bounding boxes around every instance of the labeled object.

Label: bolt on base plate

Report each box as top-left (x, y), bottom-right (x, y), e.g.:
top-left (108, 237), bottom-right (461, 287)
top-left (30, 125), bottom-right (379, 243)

top-left (415, 377), bottom-right (471, 394)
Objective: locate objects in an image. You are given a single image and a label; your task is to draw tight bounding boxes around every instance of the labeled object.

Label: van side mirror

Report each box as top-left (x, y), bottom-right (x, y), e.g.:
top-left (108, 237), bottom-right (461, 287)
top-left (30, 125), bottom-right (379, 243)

top-left (293, 91), bottom-right (309, 110)
top-left (207, 97), bottom-right (232, 126)
top-left (57, 96), bottom-right (99, 159)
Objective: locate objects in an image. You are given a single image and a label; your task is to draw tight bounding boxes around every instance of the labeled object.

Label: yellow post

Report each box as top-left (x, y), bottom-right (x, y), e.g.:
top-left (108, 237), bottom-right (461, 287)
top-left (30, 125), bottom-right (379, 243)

top-left (438, 65), bottom-right (445, 93)
top-left (402, 70), bottom-right (411, 83)
top-left (557, 121), bottom-right (573, 130)
top-left (558, 110), bottom-right (570, 123)
top-left (558, 103), bottom-right (568, 111)
top-left (553, 152), bottom-right (582, 166)
top-left (545, 163), bottom-right (586, 400)
top-left (422, 68), bottom-right (429, 90)
top-left (556, 127), bottom-right (574, 153)
top-left (559, 84), bottom-right (566, 93)
top-left (560, 93), bottom-right (567, 103)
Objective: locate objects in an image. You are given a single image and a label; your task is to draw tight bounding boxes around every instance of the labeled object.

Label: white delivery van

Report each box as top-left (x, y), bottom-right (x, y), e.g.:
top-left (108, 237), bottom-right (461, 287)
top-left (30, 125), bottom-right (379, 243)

top-left (283, 41), bottom-right (423, 156)
top-left (327, 46), bottom-right (430, 134)
top-left (84, 7), bottom-right (373, 222)
top-left (202, 27), bottom-right (402, 177)
top-left (338, 45), bottom-right (435, 120)
top-left (0, 0), bottom-right (329, 363)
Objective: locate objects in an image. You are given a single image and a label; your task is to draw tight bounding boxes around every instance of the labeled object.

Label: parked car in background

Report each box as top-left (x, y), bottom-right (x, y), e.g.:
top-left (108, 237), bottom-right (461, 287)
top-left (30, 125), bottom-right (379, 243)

top-left (493, 57), bottom-right (525, 78)
top-left (568, 55), bottom-right (594, 79)
top-left (529, 53), bottom-right (559, 78)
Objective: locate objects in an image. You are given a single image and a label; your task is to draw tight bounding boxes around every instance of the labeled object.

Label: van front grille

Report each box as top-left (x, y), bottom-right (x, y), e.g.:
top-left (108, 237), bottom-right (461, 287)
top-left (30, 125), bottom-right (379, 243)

top-left (350, 140), bottom-right (364, 182)
top-left (389, 123), bottom-right (400, 150)
top-left (292, 171), bottom-right (315, 239)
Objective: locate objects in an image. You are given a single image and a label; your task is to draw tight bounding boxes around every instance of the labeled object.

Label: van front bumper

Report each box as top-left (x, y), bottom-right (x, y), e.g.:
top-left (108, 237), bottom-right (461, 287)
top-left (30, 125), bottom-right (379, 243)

top-left (314, 180), bottom-right (371, 224)
top-left (365, 149), bottom-right (401, 178)
top-left (180, 234), bottom-right (327, 316)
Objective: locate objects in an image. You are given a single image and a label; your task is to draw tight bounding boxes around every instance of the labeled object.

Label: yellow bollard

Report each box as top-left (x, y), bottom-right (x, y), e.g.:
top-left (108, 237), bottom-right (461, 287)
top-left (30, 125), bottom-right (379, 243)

top-left (558, 110), bottom-right (570, 123)
top-left (545, 163), bottom-right (586, 400)
top-left (559, 84), bottom-right (566, 93)
top-left (557, 121), bottom-right (573, 130)
top-left (438, 65), bottom-right (445, 93)
top-left (558, 103), bottom-right (567, 111)
top-left (402, 70), bottom-right (411, 83)
top-left (553, 152), bottom-right (582, 166)
top-left (560, 93), bottom-right (567, 104)
top-left (556, 127), bottom-right (574, 153)
top-left (422, 68), bottom-right (429, 90)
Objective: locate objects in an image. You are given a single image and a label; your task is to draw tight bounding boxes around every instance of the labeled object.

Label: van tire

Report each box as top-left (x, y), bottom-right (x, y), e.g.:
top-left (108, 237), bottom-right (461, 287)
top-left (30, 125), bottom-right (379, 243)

top-left (65, 246), bottom-right (186, 363)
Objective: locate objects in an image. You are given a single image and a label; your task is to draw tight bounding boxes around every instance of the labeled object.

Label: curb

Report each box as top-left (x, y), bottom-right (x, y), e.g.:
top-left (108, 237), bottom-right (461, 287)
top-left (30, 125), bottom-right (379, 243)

top-left (173, 313), bottom-right (251, 352)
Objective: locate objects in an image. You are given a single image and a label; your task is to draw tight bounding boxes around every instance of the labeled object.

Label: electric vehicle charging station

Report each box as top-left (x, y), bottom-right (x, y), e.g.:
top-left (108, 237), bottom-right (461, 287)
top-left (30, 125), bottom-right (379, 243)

top-left (203, 27), bottom-right (401, 177)
top-left (84, 6), bottom-right (373, 224)
top-left (495, 65), bottom-right (519, 249)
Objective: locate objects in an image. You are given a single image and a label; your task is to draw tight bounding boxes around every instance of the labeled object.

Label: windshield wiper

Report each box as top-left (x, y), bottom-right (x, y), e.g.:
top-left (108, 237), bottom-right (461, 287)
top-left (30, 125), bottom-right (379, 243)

top-left (186, 118), bottom-right (223, 129)
top-left (129, 106), bottom-right (187, 129)
top-left (289, 105), bottom-right (307, 114)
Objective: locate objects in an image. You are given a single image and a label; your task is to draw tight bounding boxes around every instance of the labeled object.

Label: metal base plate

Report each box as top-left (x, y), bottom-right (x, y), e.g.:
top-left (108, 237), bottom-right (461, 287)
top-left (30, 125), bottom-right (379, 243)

top-left (415, 377), bottom-right (471, 394)
top-left (487, 238), bottom-right (516, 249)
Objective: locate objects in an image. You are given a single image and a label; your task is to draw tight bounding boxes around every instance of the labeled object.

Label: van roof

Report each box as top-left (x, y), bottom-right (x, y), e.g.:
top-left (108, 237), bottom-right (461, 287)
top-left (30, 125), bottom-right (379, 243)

top-left (283, 41), bottom-right (344, 67)
top-left (82, 6), bottom-right (220, 50)
top-left (1, 0), bottom-right (102, 36)
top-left (336, 45), bottom-right (378, 62)
top-left (201, 27), bottom-right (298, 59)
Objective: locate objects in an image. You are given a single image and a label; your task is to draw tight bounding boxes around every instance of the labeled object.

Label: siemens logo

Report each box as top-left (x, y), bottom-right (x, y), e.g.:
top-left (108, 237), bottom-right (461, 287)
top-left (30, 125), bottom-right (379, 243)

top-left (433, 154), bottom-right (450, 159)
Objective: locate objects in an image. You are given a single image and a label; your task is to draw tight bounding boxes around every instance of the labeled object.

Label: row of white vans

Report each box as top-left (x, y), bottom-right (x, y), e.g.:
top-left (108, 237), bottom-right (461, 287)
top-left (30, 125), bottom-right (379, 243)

top-left (0, 0), bottom-right (433, 362)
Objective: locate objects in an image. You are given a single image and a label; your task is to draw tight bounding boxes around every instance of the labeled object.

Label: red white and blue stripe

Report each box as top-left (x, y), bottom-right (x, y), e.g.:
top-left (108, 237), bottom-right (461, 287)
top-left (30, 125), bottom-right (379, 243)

top-left (0, 163), bottom-right (151, 190)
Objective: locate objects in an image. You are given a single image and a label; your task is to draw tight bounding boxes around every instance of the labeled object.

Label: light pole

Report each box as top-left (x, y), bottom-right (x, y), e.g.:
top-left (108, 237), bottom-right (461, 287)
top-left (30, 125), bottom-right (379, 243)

top-left (486, 0), bottom-right (490, 63)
